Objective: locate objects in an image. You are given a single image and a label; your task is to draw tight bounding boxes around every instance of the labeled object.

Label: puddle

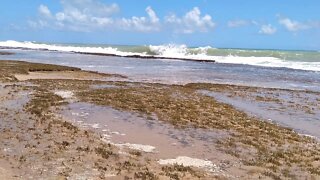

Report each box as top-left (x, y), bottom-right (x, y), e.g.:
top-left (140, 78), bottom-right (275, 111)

top-left (0, 83), bottom-right (32, 149)
top-left (200, 90), bottom-right (320, 139)
top-left (61, 102), bottom-right (229, 161)
top-left (0, 83), bottom-right (31, 109)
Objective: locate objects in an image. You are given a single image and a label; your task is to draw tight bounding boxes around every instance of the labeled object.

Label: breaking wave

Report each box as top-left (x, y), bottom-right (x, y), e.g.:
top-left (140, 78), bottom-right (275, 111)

top-left (1, 40), bottom-right (320, 71)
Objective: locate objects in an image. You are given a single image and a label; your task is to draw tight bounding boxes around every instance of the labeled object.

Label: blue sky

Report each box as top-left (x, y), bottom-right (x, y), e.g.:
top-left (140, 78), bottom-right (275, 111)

top-left (0, 0), bottom-right (320, 50)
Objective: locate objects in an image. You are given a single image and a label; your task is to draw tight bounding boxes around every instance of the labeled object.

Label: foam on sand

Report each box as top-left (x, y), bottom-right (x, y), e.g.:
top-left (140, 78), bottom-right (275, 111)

top-left (54, 90), bottom-right (74, 99)
top-left (115, 143), bottom-right (156, 153)
top-left (158, 156), bottom-right (220, 172)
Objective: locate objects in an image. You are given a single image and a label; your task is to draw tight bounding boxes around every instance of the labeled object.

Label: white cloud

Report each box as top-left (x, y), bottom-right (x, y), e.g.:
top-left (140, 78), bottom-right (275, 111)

top-left (28, 20), bottom-right (48, 29)
top-left (278, 17), bottom-right (310, 32)
top-left (118, 6), bottom-right (160, 32)
top-left (32, 0), bottom-right (158, 32)
top-left (228, 20), bottom-right (248, 28)
top-left (146, 6), bottom-right (159, 24)
top-left (54, 0), bottom-right (119, 31)
top-left (165, 7), bottom-right (215, 33)
top-left (38, 5), bottom-right (52, 18)
top-left (31, 2), bottom-right (215, 34)
top-left (32, 0), bottom-right (118, 32)
top-left (259, 24), bottom-right (277, 35)
top-left (60, 0), bottom-right (119, 17)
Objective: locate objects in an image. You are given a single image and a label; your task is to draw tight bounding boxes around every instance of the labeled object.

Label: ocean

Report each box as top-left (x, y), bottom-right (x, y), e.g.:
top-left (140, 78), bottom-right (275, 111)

top-left (1, 40), bottom-right (320, 71)
top-left (0, 40), bottom-right (320, 92)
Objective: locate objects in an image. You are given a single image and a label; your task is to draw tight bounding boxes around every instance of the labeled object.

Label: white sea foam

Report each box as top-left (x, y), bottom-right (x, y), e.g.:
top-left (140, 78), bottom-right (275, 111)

top-left (149, 44), bottom-right (189, 58)
top-left (212, 55), bottom-right (320, 72)
top-left (0, 40), bottom-right (142, 57)
top-left (1, 40), bottom-right (320, 72)
top-left (148, 44), bottom-right (216, 61)
top-left (298, 133), bottom-right (318, 140)
top-left (158, 156), bottom-right (220, 172)
top-left (91, 123), bottom-right (100, 129)
top-left (54, 90), bottom-right (74, 99)
top-left (115, 143), bottom-right (156, 153)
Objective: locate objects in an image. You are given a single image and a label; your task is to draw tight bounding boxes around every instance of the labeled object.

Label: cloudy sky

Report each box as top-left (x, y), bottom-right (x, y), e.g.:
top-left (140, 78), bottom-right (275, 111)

top-left (0, 0), bottom-right (319, 50)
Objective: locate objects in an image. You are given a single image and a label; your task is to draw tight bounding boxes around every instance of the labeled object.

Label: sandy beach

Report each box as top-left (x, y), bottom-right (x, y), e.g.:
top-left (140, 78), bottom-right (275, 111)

top-left (0, 60), bottom-right (319, 179)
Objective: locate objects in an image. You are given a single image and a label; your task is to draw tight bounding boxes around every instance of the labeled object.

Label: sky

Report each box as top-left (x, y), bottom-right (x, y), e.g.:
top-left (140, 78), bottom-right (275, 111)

top-left (0, 0), bottom-right (320, 50)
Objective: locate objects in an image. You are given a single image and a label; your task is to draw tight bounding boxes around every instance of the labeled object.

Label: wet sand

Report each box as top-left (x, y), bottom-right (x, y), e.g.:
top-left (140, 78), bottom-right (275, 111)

top-left (1, 60), bottom-right (320, 179)
top-left (15, 71), bottom-right (126, 81)
top-left (200, 88), bottom-right (320, 138)
top-left (62, 102), bottom-right (230, 159)
top-left (0, 83), bottom-right (211, 179)
top-left (0, 61), bottom-right (219, 179)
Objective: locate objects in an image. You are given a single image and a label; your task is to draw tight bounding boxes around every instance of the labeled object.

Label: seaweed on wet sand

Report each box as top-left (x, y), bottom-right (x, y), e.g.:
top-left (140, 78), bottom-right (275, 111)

top-left (161, 164), bottom-right (203, 179)
top-left (28, 77), bottom-right (320, 178)
top-left (72, 81), bottom-right (320, 178)
top-left (1, 60), bottom-right (320, 179)
top-left (0, 60), bottom-right (81, 81)
top-left (134, 167), bottom-right (158, 180)
top-left (95, 146), bottom-right (115, 159)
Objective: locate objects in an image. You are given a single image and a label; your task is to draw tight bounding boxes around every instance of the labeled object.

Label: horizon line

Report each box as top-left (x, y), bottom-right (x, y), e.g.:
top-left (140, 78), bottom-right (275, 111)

top-left (1, 39), bottom-right (319, 52)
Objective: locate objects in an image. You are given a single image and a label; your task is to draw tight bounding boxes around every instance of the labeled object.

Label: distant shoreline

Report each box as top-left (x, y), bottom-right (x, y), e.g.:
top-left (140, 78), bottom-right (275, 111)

top-left (76, 52), bottom-right (216, 63)
top-left (0, 51), bottom-right (14, 55)
top-left (0, 46), bottom-right (216, 63)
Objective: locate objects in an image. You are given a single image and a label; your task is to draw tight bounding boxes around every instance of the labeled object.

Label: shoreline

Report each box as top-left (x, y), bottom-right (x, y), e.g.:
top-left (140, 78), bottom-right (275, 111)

top-left (0, 60), bottom-right (319, 179)
top-left (0, 51), bottom-right (14, 55)
top-left (76, 52), bottom-right (216, 63)
top-left (0, 46), bottom-right (216, 63)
